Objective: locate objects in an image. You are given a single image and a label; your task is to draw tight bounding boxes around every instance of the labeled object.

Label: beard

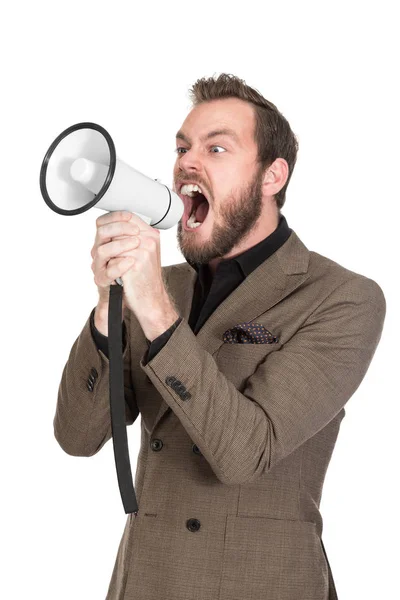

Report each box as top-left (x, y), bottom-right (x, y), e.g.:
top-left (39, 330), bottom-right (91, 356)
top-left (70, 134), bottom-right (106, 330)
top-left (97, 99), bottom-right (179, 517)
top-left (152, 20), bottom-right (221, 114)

top-left (176, 164), bottom-right (265, 267)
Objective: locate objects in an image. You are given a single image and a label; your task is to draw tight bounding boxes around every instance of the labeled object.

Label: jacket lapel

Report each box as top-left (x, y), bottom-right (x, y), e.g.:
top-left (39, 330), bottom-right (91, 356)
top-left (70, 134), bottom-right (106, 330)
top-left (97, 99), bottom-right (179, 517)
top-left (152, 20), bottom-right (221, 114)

top-left (150, 229), bottom-right (311, 431)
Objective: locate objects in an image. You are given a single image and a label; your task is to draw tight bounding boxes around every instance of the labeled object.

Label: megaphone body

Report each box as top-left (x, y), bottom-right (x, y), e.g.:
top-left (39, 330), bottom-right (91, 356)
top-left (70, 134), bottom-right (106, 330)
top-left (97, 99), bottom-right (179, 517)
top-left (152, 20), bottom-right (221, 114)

top-left (40, 122), bottom-right (184, 228)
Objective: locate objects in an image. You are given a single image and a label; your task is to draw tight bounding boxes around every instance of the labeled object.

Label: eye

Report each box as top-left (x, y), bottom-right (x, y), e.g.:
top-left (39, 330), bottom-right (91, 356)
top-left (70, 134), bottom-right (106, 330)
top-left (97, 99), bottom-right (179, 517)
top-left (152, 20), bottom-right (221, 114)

top-left (210, 146), bottom-right (226, 153)
top-left (174, 146), bottom-right (226, 154)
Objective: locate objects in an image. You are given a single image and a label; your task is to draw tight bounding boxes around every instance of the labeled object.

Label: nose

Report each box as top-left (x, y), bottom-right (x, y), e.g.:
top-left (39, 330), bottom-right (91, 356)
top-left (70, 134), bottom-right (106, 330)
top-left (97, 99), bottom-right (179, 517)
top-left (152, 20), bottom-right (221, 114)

top-left (177, 147), bottom-right (203, 172)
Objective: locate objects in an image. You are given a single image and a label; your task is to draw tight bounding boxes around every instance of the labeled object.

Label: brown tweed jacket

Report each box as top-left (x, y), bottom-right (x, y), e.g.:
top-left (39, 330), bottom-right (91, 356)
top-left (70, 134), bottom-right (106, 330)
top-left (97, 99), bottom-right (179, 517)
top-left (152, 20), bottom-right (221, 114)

top-left (54, 229), bottom-right (386, 600)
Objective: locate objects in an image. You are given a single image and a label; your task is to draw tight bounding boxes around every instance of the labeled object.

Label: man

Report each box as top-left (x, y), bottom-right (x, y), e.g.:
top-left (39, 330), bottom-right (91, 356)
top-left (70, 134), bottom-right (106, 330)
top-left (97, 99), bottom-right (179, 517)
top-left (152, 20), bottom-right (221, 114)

top-left (54, 74), bottom-right (386, 600)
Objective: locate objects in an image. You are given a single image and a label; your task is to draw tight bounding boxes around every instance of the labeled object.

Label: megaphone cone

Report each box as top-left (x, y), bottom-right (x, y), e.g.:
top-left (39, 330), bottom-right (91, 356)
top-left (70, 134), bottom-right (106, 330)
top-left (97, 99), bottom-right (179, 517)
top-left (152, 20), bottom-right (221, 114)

top-left (39, 121), bottom-right (183, 228)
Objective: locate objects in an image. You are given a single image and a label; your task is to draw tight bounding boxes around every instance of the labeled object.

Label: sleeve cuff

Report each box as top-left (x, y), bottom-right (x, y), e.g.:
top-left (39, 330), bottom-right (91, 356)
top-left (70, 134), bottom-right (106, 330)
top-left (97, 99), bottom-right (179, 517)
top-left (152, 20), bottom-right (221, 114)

top-left (144, 316), bottom-right (183, 364)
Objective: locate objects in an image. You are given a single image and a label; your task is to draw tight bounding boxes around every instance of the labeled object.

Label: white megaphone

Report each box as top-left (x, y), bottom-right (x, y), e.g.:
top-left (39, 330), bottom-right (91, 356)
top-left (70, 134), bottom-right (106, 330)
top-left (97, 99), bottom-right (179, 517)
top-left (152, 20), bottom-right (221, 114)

top-left (39, 121), bottom-right (184, 228)
top-left (40, 122), bottom-right (185, 516)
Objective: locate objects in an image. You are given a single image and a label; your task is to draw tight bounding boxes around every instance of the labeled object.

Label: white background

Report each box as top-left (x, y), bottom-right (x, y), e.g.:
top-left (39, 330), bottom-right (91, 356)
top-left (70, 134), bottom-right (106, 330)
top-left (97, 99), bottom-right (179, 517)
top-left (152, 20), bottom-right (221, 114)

top-left (2, 1), bottom-right (398, 598)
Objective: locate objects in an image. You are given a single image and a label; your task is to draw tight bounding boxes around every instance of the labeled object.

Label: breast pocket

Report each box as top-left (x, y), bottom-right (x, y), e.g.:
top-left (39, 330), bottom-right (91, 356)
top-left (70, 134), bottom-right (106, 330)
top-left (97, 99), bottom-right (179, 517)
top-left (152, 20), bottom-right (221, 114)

top-left (216, 342), bottom-right (282, 391)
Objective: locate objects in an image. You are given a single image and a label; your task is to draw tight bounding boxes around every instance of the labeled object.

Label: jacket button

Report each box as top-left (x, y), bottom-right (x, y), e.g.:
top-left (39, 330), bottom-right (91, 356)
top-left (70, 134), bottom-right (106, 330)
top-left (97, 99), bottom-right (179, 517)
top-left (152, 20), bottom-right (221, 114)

top-left (182, 391), bottom-right (191, 401)
top-left (90, 367), bottom-right (98, 379)
top-left (165, 376), bottom-right (177, 386)
top-left (150, 439), bottom-right (163, 451)
top-left (87, 380), bottom-right (94, 392)
top-left (186, 518), bottom-right (201, 532)
top-left (192, 444), bottom-right (202, 456)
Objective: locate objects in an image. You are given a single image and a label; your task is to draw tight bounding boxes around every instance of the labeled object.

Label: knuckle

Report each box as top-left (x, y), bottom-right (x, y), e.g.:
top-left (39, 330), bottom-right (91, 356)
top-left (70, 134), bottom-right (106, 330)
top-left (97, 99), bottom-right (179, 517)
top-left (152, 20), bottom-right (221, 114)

top-left (123, 236), bottom-right (137, 249)
top-left (98, 225), bottom-right (107, 240)
top-left (98, 244), bottom-right (107, 258)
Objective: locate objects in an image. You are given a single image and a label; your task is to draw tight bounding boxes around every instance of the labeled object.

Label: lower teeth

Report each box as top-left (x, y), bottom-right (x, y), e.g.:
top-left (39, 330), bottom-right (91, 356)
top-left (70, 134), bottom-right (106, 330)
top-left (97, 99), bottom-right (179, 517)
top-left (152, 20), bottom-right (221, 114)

top-left (187, 211), bottom-right (202, 228)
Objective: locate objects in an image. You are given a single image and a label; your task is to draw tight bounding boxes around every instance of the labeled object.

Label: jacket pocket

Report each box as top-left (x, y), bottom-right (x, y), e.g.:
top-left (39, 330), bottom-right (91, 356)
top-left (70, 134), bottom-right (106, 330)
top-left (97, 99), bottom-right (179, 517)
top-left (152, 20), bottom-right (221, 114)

top-left (218, 515), bottom-right (328, 600)
top-left (216, 342), bottom-right (282, 391)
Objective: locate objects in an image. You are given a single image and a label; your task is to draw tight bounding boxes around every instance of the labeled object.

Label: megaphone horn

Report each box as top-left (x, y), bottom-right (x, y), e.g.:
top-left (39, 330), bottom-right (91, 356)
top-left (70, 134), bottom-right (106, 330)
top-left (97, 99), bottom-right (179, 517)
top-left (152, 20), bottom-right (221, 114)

top-left (39, 121), bottom-right (183, 228)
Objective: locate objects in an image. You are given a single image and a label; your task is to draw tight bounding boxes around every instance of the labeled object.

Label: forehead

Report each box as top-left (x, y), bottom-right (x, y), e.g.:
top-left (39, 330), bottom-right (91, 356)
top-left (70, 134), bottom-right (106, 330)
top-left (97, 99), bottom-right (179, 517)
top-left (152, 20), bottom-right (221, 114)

top-left (177, 98), bottom-right (256, 146)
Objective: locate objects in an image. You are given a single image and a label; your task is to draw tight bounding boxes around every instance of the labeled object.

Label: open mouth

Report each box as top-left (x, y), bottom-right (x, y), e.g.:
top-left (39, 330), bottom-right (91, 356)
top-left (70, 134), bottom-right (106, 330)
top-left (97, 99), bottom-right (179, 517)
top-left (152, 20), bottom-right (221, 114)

top-left (181, 190), bottom-right (210, 230)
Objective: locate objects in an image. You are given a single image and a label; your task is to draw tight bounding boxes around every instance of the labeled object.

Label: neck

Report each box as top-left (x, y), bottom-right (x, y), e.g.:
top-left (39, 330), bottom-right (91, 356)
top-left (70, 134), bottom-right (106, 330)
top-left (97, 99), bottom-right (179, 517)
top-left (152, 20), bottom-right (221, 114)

top-left (208, 212), bottom-right (280, 276)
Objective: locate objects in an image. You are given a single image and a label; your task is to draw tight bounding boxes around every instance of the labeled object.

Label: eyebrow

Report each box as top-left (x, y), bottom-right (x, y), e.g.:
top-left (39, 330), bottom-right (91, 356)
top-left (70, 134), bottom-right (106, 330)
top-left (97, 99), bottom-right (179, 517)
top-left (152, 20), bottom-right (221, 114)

top-left (176, 128), bottom-right (240, 145)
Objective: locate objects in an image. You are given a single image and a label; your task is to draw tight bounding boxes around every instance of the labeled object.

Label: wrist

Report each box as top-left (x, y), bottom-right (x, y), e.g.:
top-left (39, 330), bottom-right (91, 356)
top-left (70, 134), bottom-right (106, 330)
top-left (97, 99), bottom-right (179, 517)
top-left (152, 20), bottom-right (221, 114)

top-left (94, 304), bottom-right (109, 336)
top-left (138, 302), bottom-right (179, 342)
top-left (94, 303), bottom-right (126, 335)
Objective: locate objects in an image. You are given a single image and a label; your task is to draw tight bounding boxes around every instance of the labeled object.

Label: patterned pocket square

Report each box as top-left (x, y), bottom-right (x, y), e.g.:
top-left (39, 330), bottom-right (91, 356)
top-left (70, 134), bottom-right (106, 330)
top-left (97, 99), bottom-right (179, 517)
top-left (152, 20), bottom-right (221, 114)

top-left (223, 322), bottom-right (280, 344)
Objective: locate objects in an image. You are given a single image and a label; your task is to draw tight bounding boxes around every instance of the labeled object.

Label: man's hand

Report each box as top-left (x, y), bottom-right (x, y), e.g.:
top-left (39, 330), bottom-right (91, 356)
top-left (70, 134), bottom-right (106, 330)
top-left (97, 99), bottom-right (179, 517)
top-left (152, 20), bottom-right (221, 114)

top-left (91, 210), bottom-right (179, 340)
top-left (91, 210), bottom-right (140, 311)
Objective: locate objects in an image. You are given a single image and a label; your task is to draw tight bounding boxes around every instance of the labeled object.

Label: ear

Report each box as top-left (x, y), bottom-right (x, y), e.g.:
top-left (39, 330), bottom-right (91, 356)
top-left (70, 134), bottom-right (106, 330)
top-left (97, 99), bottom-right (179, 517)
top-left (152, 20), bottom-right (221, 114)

top-left (262, 158), bottom-right (289, 196)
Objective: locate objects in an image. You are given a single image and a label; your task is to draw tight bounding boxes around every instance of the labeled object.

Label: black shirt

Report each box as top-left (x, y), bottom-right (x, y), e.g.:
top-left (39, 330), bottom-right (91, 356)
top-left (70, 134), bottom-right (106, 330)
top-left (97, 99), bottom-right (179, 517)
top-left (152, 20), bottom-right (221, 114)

top-left (90, 214), bottom-right (292, 363)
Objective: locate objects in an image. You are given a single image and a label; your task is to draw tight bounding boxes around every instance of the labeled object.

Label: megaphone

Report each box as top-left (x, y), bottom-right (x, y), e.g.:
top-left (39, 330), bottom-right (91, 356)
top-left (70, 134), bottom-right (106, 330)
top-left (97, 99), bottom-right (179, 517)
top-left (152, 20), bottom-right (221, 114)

top-left (39, 121), bottom-right (184, 227)
top-left (40, 122), bottom-right (184, 517)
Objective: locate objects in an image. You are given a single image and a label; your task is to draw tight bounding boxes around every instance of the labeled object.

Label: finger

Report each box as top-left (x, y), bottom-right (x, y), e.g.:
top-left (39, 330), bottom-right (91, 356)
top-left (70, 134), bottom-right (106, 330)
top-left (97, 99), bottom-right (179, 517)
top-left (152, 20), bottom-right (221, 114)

top-left (92, 237), bottom-right (139, 282)
top-left (91, 233), bottom-right (136, 260)
top-left (95, 211), bottom-right (133, 229)
top-left (105, 256), bottom-right (135, 283)
top-left (94, 254), bottom-right (133, 288)
top-left (96, 220), bottom-right (139, 245)
top-left (91, 221), bottom-right (139, 259)
top-left (98, 236), bottom-right (139, 262)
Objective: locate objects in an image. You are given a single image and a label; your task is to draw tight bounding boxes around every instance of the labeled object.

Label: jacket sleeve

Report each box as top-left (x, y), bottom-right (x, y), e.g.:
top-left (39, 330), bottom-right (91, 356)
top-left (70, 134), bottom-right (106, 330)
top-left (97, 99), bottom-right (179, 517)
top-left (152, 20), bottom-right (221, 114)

top-left (138, 275), bottom-right (386, 485)
top-left (53, 306), bottom-right (138, 457)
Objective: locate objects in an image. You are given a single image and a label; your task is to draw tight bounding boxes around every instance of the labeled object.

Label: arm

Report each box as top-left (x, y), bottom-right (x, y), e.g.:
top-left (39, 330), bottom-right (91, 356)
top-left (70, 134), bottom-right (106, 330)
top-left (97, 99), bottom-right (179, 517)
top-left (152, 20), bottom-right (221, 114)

top-left (139, 276), bottom-right (386, 485)
top-left (53, 306), bottom-right (138, 457)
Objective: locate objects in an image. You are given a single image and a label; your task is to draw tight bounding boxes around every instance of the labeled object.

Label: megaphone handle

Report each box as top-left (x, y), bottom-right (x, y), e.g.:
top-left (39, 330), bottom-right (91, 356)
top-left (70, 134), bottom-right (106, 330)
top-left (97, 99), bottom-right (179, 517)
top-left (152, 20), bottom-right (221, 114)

top-left (111, 210), bottom-right (151, 288)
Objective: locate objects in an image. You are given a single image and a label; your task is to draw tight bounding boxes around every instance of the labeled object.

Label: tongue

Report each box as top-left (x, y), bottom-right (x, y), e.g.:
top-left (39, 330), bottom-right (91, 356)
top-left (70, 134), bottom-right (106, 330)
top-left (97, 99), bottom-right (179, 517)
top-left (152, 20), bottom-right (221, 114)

top-left (195, 200), bottom-right (209, 223)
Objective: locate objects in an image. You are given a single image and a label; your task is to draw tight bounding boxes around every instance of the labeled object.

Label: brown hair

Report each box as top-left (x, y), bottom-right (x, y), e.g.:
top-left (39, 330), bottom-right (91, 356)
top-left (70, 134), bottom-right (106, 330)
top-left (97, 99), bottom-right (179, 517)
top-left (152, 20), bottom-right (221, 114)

top-left (188, 73), bottom-right (299, 212)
